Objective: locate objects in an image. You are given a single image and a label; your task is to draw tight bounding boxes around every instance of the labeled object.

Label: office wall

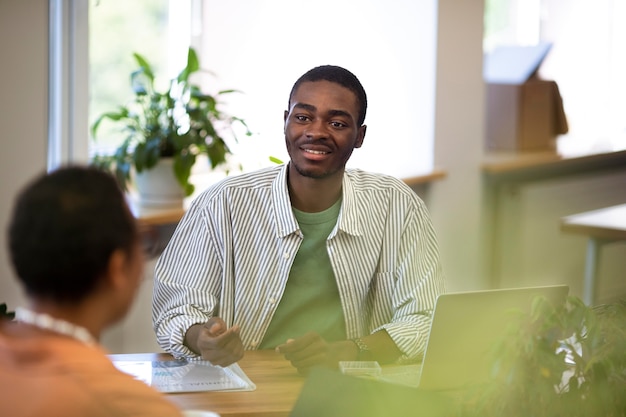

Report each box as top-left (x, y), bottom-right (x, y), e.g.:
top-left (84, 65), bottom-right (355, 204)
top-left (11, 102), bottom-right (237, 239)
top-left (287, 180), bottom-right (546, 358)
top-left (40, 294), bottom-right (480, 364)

top-left (428, 0), bottom-right (489, 292)
top-left (0, 0), bottom-right (49, 311)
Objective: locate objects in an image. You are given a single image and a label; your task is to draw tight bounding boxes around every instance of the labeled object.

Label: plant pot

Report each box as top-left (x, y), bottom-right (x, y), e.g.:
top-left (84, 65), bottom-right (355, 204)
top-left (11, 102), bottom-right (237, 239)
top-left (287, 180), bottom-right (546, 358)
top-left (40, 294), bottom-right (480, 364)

top-left (134, 158), bottom-right (184, 208)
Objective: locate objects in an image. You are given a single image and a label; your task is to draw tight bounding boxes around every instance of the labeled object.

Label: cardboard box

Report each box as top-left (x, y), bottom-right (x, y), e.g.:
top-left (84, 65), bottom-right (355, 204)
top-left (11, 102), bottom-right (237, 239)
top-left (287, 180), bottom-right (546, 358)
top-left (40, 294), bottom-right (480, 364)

top-left (484, 44), bottom-right (568, 151)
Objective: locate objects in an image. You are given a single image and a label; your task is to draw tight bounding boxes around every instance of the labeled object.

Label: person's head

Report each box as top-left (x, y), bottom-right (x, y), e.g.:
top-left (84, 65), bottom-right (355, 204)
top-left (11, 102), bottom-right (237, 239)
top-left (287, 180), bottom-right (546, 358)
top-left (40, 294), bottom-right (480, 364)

top-left (284, 65), bottom-right (368, 180)
top-left (8, 166), bottom-right (143, 317)
top-left (288, 65), bottom-right (368, 127)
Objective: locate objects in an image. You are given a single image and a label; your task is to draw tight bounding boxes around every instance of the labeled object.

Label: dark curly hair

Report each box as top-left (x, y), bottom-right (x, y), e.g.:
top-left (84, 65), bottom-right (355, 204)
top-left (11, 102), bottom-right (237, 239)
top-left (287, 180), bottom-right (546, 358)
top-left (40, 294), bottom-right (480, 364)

top-left (289, 65), bottom-right (368, 126)
top-left (8, 165), bottom-right (139, 303)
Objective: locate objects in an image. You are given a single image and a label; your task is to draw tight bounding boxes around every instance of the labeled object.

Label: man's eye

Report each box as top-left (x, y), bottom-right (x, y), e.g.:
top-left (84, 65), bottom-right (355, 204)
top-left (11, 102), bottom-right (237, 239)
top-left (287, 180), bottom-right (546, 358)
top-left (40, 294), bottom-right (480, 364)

top-left (295, 115), bottom-right (309, 122)
top-left (330, 121), bottom-right (346, 128)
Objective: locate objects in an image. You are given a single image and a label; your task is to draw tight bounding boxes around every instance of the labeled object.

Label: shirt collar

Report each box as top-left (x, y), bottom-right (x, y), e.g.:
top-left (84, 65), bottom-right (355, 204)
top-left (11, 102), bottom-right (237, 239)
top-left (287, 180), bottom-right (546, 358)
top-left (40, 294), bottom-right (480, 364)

top-left (336, 170), bottom-right (362, 237)
top-left (271, 165), bottom-right (363, 238)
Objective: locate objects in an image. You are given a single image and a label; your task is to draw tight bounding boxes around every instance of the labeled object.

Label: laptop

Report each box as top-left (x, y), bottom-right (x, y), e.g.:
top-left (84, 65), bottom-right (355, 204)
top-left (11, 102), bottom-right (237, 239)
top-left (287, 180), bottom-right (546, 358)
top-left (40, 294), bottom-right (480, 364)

top-left (416, 284), bottom-right (569, 391)
top-left (289, 285), bottom-right (569, 416)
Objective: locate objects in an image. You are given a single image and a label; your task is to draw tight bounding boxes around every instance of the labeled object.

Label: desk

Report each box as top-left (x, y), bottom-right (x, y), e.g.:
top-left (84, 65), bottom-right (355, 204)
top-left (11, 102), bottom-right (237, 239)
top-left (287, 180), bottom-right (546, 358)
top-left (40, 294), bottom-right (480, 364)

top-left (560, 204), bottom-right (626, 304)
top-left (110, 350), bottom-right (305, 417)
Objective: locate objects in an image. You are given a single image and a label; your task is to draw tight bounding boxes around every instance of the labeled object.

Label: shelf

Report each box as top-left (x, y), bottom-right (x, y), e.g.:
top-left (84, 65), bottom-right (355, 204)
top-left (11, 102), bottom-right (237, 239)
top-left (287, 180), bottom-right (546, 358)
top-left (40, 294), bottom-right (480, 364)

top-left (129, 169), bottom-right (448, 227)
top-left (482, 148), bottom-right (626, 183)
top-left (402, 169), bottom-right (447, 187)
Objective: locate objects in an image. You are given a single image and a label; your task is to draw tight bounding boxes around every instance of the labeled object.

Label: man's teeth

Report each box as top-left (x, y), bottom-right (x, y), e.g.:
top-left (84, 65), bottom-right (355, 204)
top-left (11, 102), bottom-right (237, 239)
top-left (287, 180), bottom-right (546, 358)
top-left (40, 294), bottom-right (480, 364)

top-left (304, 149), bottom-right (328, 155)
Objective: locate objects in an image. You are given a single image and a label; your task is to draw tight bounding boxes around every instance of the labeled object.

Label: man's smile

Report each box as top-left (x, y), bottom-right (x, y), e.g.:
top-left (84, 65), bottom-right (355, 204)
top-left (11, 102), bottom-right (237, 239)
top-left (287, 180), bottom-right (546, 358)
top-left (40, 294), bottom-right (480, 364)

top-left (303, 148), bottom-right (329, 155)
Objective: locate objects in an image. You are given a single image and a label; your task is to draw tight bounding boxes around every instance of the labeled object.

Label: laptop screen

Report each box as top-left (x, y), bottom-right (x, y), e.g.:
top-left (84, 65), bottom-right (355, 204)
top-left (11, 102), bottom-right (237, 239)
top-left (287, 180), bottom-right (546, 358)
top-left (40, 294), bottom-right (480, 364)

top-left (417, 284), bottom-right (569, 391)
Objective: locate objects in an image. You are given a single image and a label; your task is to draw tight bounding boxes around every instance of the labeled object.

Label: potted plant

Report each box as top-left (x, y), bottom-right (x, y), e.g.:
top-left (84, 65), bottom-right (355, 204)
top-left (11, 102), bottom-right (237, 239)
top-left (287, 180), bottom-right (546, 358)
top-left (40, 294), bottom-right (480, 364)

top-left (459, 295), bottom-right (626, 417)
top-left (91, 47), bottom-right (250, 206)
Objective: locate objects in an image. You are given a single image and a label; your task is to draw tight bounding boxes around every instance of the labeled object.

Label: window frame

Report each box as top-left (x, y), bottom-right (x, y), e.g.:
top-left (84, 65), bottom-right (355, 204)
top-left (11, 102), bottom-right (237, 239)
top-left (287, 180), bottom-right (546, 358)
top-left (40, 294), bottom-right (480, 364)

top-left (48, 0), bottom-right (89, 170)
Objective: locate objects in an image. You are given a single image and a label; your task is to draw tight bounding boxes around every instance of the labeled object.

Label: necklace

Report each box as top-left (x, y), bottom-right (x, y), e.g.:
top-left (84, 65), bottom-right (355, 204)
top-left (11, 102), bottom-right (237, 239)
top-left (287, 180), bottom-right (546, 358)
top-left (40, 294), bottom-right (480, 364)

top-left (15, 307), bottom-right (97, 346)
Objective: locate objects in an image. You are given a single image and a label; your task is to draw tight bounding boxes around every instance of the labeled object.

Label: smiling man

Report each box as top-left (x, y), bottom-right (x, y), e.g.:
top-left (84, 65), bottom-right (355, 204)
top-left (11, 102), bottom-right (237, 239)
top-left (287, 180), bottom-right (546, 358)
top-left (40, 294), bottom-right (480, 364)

top-left (152, 65), bottom-right (445, 374)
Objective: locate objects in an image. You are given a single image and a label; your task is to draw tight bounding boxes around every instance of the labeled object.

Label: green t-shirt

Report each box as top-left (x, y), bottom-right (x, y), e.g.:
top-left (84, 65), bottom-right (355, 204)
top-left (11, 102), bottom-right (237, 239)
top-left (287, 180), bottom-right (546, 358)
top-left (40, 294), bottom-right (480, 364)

top-left (259, 199), bottom-right (346, 348)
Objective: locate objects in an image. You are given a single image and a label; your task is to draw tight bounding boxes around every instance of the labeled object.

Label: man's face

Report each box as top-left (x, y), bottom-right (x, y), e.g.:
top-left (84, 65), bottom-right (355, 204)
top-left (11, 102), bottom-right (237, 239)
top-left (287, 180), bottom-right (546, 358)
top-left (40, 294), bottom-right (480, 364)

top-left (284, 80), bottom-right (366, 180)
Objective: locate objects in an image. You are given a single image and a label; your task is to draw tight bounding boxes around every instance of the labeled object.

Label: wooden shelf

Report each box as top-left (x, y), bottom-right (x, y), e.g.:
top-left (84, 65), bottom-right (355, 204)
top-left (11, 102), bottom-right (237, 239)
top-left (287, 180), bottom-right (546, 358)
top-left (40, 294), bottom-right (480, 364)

top-left (129, 169), bottom-right (448, 227)
top-left (128, 198), bottom-right (186, 227)
top-left (402, 169), bottom-right (447, 187)
top-left (482, 148), bottom-right (626, 183)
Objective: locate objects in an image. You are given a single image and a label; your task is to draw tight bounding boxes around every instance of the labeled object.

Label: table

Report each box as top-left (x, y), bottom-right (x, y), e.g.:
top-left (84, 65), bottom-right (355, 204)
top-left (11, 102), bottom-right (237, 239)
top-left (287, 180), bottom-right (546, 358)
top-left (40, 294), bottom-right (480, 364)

top-left (110, 350), bottom-right (423, 416)
top-left (560, 203), bottom-right (626, 304)
top-left (110, 350), bottom-right (305, 417)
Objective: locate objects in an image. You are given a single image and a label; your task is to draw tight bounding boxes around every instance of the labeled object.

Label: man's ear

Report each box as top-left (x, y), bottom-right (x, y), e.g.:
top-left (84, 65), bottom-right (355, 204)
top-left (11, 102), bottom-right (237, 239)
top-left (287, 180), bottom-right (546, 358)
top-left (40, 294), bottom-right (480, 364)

top-left (355, 125), bottom-right (367, 149)
top-left (105, 249), bottom-right (128, 291)
top-left (283, 110), bottom-right (289, 132)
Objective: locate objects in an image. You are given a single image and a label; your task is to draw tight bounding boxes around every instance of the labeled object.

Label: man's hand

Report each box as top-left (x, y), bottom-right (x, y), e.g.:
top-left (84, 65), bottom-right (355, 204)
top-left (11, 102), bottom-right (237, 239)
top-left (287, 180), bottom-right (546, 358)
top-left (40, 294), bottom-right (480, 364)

top-left (275, 331), bottom-right (356, 375)
top-left (276, 330), bottom-right (403, 374)
top-left (185, 317), bottom-right (244, 367)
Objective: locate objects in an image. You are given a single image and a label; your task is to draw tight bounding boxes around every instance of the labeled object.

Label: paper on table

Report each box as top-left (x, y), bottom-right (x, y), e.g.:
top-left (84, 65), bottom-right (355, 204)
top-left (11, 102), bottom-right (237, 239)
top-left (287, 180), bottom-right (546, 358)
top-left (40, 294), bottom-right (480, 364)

top-left (113, 358), bottom-right (256, 393)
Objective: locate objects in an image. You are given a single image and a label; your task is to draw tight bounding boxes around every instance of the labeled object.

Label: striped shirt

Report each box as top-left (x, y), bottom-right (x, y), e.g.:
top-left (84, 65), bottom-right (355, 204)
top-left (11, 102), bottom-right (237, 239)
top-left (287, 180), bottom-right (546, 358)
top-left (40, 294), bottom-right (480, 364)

top-left (152, 164), bottom-right (445, 361)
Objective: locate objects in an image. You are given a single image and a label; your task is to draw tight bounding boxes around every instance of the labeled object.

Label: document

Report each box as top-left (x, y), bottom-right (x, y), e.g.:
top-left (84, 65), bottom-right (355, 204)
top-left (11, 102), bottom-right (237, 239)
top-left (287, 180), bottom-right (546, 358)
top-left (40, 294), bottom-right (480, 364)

top-left (113, 358), bottom-right (256, 393)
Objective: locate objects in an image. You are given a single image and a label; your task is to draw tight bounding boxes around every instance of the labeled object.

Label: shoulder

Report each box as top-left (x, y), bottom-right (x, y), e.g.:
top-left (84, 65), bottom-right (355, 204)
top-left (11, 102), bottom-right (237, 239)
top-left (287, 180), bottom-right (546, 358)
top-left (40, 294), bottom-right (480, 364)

top-left (1, 340), bottom-right (181, 417)
top-left (345, 169), bottom-right (422, 202)
top-left (192, 165), bottom-right (283, 205)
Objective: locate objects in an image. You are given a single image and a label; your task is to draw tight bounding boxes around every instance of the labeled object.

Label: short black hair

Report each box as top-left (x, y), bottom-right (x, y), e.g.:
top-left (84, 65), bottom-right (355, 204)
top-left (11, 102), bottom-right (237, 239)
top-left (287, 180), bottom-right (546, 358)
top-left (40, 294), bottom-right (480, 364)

top-left (8, 165), bottom-right (139, 303)
top-left (289, 65), bottom-right (368, 126)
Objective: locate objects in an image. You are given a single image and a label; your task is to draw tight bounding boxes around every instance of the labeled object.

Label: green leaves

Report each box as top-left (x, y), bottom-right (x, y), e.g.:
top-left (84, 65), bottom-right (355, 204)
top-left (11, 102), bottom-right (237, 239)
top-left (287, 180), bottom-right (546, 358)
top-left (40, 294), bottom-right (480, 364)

top-left (90, 47), bottom-right (250, 197)
top-left (173, 151), bottom-right (196, 196)
top-left (461, 297), bottom-right (626, 417)
top-left (177, 47), bottom-right (199, 83)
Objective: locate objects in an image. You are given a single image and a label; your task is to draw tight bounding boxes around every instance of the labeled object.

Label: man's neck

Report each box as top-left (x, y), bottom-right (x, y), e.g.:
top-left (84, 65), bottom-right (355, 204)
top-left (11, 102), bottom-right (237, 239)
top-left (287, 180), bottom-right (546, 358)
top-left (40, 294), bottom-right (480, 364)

top-left (288, 166), bottom-right (343, 213)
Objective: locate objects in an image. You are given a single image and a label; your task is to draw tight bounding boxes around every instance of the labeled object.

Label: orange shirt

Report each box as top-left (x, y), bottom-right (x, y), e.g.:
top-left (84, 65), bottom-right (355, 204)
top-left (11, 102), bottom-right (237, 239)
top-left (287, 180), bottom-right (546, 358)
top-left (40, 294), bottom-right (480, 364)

top-left (0, 320), bottom-right (183, 417)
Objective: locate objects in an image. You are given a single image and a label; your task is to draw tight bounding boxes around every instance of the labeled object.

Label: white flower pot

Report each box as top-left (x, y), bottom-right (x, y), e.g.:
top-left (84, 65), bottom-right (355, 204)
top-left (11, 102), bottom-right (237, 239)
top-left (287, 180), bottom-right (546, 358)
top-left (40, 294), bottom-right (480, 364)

top-left (134, 158), bottom-right (184, 208)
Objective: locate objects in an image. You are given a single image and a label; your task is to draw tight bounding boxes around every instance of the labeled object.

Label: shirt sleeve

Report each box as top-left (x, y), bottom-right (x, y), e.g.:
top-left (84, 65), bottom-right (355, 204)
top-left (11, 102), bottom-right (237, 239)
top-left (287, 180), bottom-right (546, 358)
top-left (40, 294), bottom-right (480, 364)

top-left (152, 200), bottom-right (222, 359)
top-left (375, 198), bottom-right (446, 361)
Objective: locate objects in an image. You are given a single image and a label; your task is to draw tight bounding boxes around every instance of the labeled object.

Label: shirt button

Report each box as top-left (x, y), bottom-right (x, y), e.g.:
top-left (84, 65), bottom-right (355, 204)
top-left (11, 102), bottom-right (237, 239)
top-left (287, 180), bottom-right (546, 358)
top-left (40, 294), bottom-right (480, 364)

top-left (250, 340), bottom-right (258, 348)
top-left (283, 251), bottom-right (290, 259)
top-left (269, 297), bottom-right (277, 304)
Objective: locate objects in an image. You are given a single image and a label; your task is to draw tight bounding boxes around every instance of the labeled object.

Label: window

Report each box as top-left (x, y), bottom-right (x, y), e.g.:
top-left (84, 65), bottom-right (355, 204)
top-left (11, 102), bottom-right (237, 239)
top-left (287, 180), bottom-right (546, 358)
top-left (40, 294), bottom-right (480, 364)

top-left (484, 0), bottom-right (626, 154)
top-left (89, 0), bottom-right (190, 154)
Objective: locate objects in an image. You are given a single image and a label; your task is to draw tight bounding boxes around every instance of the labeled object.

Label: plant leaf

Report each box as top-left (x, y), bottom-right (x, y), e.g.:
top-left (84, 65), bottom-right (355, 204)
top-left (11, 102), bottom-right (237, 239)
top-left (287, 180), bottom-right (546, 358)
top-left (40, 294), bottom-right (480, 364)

top-left (177, 47), bottom-right (200, 83)
top-left (132, 52), bottom-right (155, 82)
top-left (173, 152), bottom-right (196, 196)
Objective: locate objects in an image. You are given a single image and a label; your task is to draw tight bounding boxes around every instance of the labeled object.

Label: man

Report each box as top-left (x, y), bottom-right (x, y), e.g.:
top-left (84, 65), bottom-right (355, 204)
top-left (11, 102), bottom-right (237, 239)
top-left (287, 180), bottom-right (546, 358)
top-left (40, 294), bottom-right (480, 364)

top-left (0, 166), bottom-right (183, 417)
top-left (153, 65), bottom-right (445, 374)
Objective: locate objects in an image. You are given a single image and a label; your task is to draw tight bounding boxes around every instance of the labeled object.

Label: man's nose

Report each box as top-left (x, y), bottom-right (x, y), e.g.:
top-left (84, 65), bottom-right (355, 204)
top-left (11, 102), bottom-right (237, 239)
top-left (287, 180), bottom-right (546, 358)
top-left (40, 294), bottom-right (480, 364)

top-left (305, 119), bottom-right (328, 139)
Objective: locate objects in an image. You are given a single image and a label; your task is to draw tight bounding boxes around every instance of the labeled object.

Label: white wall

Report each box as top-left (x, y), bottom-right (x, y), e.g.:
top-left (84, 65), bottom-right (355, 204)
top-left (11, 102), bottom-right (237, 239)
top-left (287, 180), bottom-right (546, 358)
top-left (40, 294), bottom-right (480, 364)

top-left (429, 0), bottom-right (490, 291)
top-left (198, 0), bottom-right (438, 179)
top-left (0, 0), bottom-right (49, 311)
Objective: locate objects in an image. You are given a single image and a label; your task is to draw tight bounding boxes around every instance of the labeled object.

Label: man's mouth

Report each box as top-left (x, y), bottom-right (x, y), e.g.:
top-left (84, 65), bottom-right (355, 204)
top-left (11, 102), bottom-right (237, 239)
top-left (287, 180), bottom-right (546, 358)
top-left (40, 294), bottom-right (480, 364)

top-left (303, 149), bottom-right (329, 155)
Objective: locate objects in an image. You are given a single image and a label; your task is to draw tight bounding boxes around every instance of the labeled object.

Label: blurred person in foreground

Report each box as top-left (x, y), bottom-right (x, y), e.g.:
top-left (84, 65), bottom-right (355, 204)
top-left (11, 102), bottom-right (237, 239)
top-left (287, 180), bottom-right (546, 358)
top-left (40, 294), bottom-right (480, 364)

top-left (0, 166), bottom-right (183, 417)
